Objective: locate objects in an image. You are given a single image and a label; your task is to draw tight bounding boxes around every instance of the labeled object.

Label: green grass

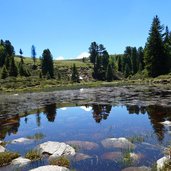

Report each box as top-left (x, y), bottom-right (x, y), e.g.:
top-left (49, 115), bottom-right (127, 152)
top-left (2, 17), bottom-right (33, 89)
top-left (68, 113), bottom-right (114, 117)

top-left (49, 156), bottom-right (70, 168)
top-left (25, 149), bottom-right (41, 161)
top-left (26, 133), bottom-right (45, 141)
top-left (0, 151), bottom-right (20, 166)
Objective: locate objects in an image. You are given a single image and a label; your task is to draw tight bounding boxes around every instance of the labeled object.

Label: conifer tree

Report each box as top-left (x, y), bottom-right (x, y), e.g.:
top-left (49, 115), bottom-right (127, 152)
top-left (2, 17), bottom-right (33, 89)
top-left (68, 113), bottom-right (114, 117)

top-left (144, 16), bottom-right (168, 77)
top-left (41, 49), bottom-right (54, 78)
top-left (9, 56), bottom-right (18, 77)
top-left (1, 65), bottom-right (8, 79)
top-left (71, 63), bottom-right (79, 83)
top-left (106, 64), bottom-right (113, 81)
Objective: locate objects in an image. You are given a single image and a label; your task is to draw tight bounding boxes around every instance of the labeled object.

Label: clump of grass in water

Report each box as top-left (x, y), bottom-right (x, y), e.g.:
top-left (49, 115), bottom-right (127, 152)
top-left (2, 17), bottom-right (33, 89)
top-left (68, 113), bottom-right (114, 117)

top-left (25, 150), bottom-right (41, 161)
top-left (0, 141), bottom-right (7, 147)
top-left (0, 151), bottom-right (20, 166)
top-left (127, 135), bottom-right (145, 143)
top-left (26, 133), bottom-right (45, 141)
top-left (49, 156), bottom-right (70, 168)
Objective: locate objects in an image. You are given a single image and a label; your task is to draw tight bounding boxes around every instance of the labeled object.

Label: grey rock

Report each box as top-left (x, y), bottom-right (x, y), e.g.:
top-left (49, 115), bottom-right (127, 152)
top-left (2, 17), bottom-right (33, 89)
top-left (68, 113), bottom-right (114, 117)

top-left (11, 137), bottom-right (33, 144)
top-left (11, 157), bottom-right (31, 167)
top-left (36, 141), bottom-right (75, 158)
top-left (122, 166), bottom-right (151, 171)
top-left (0, 145), bottom-right (5, 152)
top-left (29, 165), bottom-right (69, 171)
top-left (101, 137), bottom-right (135, 149)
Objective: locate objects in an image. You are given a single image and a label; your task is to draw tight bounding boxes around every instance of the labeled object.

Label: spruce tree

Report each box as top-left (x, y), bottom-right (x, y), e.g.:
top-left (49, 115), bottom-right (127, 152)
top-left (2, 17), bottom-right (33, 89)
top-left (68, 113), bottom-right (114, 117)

top-left (1, 65), bottom-right (8, 79)
top-left (9, 56), bottom-right (18, 77)
top-left (106, 64), bottom-right (113, 81)
top-left (144, 16), bottom-right (167, 77)
top-left (71, 64), bottom-right (79, 83)
top-left (41, 49), bottom-right (54, 78)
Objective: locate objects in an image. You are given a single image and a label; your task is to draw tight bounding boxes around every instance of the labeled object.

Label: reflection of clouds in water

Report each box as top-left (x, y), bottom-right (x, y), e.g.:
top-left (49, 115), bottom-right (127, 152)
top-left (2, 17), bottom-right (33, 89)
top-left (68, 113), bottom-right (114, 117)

top-left (80, 106), bottom-right (92, 112)
top-left (60, 107), bottom-right (67, 110)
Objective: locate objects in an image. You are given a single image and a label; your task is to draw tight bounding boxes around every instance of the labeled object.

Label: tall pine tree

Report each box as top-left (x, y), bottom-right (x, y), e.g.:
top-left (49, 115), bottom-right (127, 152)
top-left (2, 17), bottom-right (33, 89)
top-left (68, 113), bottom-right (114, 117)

top-left (144, 16), bottom-right (168, 77)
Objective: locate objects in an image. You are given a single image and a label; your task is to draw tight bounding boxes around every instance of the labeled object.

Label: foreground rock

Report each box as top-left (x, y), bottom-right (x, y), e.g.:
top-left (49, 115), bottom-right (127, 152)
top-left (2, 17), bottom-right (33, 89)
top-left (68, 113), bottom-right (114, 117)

top-left (157, 156), bottom-right (170, 171)
top-left (66, 140), bottom-right (99, 150)
top-left (101, 137), bottom-right (135, 149)
top-left (36, 141), bottom-right (75, 159)
top-left (11, 137), bottom-right (33, 144)
top-left (101, 152), bottom-right (122, 161)
top-left (11, 157), bottom-right (31, 167)
top-left (0, 145), bottom-right (5, 152)
top-left (30, 165), bottom-right (69, 171)
top-left (122, 166), bottom-right (151, 171)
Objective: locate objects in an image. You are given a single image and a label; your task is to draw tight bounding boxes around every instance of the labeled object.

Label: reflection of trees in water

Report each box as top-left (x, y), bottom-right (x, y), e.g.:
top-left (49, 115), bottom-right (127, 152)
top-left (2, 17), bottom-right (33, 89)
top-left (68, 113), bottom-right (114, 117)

top-left (36, 109), bottom-right (41, 127)
top-left (126, 105), bottom-right (171, 142)
top-left (44, 103), bottom-right (57, 122)
top-left (92, 104), bottom-right (112, 123)
top-left (0, 114), bottom-right (20, 140)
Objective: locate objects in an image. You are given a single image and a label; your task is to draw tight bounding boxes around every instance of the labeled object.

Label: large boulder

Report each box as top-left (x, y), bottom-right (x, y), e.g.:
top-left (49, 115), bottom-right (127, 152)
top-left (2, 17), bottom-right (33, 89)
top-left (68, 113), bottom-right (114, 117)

top-left (122, 166), bottom-right (151, 171)
top-left (11, 157), bottom-right (31, 167)
top-left (66, 140), bottom-right (99, 150)
top-left (101, 137), bottom-right (135, 149)
top-left (29, 165), bottom-right (69, 171)
top-left (0, 145), bottom-right (5, 152)
top-left (101, 152), bottom-right (122, 161)
top-left (35, 141), bottom-right (75, 158)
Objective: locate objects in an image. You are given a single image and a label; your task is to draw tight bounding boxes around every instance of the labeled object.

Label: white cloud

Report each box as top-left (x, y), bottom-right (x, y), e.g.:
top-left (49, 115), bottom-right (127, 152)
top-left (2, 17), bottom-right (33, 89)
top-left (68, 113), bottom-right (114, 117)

top-left (80, 106), bottom-right (92, 112)
top-left (60, 107), bottom-right (67, 110)
top-left (75, 52), bottom-right (90, 59)
top-left (54, 56), bottom-right (65, 60)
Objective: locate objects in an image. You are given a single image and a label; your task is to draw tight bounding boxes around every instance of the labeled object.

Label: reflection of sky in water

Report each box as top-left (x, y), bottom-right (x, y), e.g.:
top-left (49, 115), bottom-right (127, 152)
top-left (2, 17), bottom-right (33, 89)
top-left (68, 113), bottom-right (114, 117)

top-left (2, 105), bottom-right (171, 170)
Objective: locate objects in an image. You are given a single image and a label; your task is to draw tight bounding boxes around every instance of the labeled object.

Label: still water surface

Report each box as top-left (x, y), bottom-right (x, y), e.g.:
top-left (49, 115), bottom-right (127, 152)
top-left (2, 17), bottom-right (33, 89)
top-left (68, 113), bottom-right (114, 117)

top-left (1, 104), bottom-right (171, 171)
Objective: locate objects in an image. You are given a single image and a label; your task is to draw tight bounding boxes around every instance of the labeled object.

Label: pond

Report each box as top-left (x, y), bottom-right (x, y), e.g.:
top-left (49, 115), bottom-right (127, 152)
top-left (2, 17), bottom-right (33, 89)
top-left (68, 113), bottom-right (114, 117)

top-left (1, 102), bottom-right (171, 171)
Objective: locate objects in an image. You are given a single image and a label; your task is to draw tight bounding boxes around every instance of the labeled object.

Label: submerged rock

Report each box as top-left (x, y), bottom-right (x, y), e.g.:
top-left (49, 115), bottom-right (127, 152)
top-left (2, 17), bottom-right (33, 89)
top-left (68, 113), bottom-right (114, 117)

top-left (157, 156), bottom-right (170, 171)
top-left (66, 140), bottom-right (99, 150)
top-left (11, 137), bottom-right (33, 144)
top-left (35, 141), bottom-right (75, 158)
top-left (74, 153), bottom-right (92, 162)
top-left (30, 165), bottom-right (69, 171)
top-left (101, 152), bottom-right (122, 161)
top-left (11, 157), bottom-right (31, 167)
top-left (0, 145), bottom-right (5, 152)
top-left (122, 166), bottom-right (151, 171)
top-left (130, 153), bottom-right (144, 161)
top-left (101, 137), bottom-right (135, 149)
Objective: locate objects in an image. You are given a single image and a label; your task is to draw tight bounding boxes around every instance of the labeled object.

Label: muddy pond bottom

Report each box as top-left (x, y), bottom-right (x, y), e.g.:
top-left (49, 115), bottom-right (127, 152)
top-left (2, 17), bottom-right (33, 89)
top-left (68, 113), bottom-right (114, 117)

top-left (1, 104), bottom-right (171, 171)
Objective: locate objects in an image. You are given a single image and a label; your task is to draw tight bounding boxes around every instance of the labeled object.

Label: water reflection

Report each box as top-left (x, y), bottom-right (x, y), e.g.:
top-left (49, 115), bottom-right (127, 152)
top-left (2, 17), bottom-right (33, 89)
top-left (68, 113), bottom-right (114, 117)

top-left (0, 104), bottom-right (171, 143)
top-left (92, 104), bottom-right (112, 123)
top-left (43, 103), bottom-right (57, 122)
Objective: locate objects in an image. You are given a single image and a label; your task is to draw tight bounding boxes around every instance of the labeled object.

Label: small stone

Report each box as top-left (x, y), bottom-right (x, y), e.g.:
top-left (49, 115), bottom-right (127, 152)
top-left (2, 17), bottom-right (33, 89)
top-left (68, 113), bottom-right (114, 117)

top-left (11, 137), bottom-right (33, 144)
top-left (29, 165), bottom-right (69, 171)
top-left (122, 166), bottom-right (151, 171)
top-left (0, 145), bottom-right (5, 152)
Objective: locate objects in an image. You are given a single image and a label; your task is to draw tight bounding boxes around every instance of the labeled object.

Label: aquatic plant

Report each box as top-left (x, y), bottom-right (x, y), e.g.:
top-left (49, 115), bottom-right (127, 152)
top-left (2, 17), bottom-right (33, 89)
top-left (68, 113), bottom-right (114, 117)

top-left (25, 149), bottom-right (41, 161)
top-left (26, 133), bottom-right (45, 141)
top-left (127, 135), bottom-right (145, 143)
top-left (0, 151), bottom-right (20, 166)
top-left (49, 156), bottom-right (70, 168)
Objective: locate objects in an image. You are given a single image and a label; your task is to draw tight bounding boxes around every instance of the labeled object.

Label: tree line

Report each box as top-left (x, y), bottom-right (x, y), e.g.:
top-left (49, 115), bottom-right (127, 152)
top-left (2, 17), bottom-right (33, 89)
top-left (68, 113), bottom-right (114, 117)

top-left (0, 15), bottom-right (171, 82)
top-left (89, 15), bottom-right (171, 80)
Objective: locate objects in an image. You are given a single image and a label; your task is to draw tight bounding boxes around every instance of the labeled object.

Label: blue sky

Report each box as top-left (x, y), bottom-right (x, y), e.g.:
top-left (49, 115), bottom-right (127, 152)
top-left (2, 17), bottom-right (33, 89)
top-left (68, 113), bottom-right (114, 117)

top-left (1, 0), bottom-right (171, 59)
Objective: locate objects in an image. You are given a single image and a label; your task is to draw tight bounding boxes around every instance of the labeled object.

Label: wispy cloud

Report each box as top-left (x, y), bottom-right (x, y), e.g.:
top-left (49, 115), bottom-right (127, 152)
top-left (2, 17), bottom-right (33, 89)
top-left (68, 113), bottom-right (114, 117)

top-left (75, 52), bottom-right (90, 59)
top-left (54, 56), bottom-right (65, 60)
